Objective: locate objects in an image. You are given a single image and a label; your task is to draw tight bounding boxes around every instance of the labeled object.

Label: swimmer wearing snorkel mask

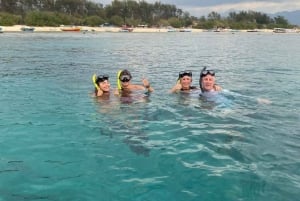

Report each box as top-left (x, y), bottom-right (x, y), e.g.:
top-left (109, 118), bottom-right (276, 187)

top-left (114, 69), bottom-right (154, 95)
top-left (170, 70), bottom-right (197, 93)
top-left (199, 67), bottom-right (222, 93)
top-left (170, 69), bottom-right (222, 93)
top-left (92, 74), bottom-right (111, 97)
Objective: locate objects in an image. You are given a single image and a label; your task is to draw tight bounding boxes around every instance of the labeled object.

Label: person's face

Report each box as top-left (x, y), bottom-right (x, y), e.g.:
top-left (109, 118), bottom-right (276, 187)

top-left (99, 80), bottom-right (110, 92)
top-left (121, 79), bottom-right (130, 88)
top-left (201, 74), bottom-right (215, 91)
top-left (180, 76), bottom-right (192, 90)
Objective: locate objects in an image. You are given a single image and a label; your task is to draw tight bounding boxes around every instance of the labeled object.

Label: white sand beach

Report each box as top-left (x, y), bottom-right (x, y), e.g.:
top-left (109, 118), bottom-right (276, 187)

top-left (1, 25), bottom-right (295, 33)
top-left (1, 25), bottom-right (191, 33)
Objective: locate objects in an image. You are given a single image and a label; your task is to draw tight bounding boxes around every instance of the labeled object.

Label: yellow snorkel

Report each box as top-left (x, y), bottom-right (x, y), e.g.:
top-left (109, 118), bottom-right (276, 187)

top-left (117, 70), bottom-right (122, 90)
top-left (92, 74), bottom-right (100, 90)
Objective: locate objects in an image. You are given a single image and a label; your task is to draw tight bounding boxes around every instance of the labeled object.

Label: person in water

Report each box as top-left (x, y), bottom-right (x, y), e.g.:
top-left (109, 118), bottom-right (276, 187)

top-left (115, 69), bottom-right (154, 95)
top-left (199, 67), bottom-right (222, 92)
top-left (170, 69), bottom-right (221, 93)
top-left (93, 74), bottom-right (111, 97)
top-left (170, 70), bottom-right (197, 93)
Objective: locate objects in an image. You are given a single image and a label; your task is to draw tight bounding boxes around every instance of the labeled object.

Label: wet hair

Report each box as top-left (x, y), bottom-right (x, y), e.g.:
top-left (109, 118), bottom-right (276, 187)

top-left (119, 69), bottom-right (132, 80)
top-left (96, 75), bottom-right (109, 85)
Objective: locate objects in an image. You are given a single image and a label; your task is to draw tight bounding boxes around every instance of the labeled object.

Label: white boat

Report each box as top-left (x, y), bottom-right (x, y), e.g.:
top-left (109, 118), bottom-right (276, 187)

top-left (179, 28), bottom-right (192, 32)
top-left (167, 26), bottom-right (177, 32)
top-left (273, 28), bottom-right (286, 33)
top-left (60, 26), bottom-right (81, 32)
top-left (119, 26), bottom-right (133, 32)
top-left (21, 26), bottom-right (35, 32)
top-left (0, 27), bottom-right (3, 33)
top-left (167, 28), bottom-right (177, 32)
top-left (213, 28), bottom-right (225, 32)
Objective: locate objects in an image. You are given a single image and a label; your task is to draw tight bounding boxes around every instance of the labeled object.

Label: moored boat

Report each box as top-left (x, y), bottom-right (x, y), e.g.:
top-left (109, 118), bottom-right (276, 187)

top-left (167, 26), bottom-right (177, 32)
top-left (21, 26), bottom-right (35, 32)
top-left (60, 26), bottom-right (81, 32)
top-left (179, 28), bottom-right (192, 32)
top-left (167, 28), bottom-right (177, 32)
top-left (273, 28), bottom-right (286, 33)
top-left (119, 25), bottom-right (133, 32)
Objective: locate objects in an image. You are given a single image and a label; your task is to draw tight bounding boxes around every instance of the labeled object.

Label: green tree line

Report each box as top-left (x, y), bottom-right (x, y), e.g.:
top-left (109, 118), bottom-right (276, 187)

top-left (0, 0), bottom-right (295, 29)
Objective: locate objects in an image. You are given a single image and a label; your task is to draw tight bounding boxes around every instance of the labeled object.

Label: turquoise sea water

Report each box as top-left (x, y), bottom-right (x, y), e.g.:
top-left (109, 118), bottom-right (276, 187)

top-left (0, 31), bottom-right (300, 200)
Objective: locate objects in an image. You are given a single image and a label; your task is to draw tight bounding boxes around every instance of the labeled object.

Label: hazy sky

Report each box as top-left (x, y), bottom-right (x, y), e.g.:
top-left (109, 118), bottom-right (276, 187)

top-left (93, 0), bottom-right (300, 16)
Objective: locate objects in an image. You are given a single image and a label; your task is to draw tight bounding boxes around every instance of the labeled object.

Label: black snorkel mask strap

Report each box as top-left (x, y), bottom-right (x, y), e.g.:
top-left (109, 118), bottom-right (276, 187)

top-left (199, 67), bottom-right (207, 92)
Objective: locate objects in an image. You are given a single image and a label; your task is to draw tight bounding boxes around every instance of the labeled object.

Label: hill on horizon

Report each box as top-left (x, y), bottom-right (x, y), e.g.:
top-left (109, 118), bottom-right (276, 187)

top-left (271, 10), bottom-right (300, 26)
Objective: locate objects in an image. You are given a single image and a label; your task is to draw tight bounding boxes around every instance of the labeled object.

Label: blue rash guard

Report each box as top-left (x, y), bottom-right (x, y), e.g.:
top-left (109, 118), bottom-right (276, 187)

top-left (199, 90), bottom-right (232, 108)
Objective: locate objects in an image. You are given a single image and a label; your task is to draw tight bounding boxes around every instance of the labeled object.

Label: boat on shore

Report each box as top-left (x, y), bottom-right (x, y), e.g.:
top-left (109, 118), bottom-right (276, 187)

top-left (273, 28), bottom-right (286, 33)
top-left (179, 28), bottom-right (192, 32)
top-left (167, 28), bottom-right (177, 32)
top-left (0, 27), bottom-right (3, 33)
top-left (21, 26), bottom-right (35, 32)
top-left (60, 26), bottom-right (81, 32)
top-left (167, 26), bottom-right (177, 32)
top-left (119, 25), bottom-right (133, 32)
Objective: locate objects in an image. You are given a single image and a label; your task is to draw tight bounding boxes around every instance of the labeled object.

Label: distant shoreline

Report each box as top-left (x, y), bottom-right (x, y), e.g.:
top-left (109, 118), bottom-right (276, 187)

top-left (1, 25), bottom-right (299, 33)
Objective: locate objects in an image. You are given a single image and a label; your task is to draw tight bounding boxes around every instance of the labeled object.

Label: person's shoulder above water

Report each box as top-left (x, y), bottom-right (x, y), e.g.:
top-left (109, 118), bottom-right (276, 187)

top-left (170, 70), bottom-right (198, 93)
top-left (114, 69), bottom-right (154, 95)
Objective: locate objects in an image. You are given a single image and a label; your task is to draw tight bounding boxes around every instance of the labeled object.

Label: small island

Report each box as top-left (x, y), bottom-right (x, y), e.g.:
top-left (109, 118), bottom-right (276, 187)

top-left (0, 0), bottom-right (298, 34)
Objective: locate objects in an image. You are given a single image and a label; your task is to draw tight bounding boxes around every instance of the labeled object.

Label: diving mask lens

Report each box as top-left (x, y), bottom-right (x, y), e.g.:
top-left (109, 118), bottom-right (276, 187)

top-left (201, 70), bottom-right (215, 77)
top-left (97, 75), bottom-right (109, 82)
top-left (179, 70), bottom-right (192, 78)
top-left (120, 75), bottom-right (131, 82)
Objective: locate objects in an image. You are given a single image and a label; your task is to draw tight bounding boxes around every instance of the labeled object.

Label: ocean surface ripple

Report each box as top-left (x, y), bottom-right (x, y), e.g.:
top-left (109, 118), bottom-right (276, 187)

top-left (0, 32), bottom-right (299, 201)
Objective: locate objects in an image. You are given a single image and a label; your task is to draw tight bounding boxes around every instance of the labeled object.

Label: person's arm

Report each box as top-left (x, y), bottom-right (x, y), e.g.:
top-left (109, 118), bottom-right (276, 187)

top-left (96, 89), bottom-right (103, 96)
top-left (170, 81), bottom-right (181, 93)
top-left (144, 84), bottom-right (154, 93)
top-left (214, 84), bottom-right (222, 91)
top-left (142, 78), bottom-right (154, 93)
top-left (114, 88), bottom-right (120, 96)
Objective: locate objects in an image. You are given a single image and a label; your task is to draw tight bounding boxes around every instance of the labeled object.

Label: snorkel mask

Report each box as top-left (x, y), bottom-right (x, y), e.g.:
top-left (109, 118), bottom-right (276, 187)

top-left (119, 74), bottom-right (131, 82)
top-left (178, 70), bottom-right (192, 79)
top-left (93, 74), bottom-right (109, 90)
top-left (96, 75), bottom-right (109, 85)
top-left (119, 70), bottom-right (132, 82)
top-left (200, 69), bottom-right (215, 77)
top-left (117, 69), bottom-right (132, 90)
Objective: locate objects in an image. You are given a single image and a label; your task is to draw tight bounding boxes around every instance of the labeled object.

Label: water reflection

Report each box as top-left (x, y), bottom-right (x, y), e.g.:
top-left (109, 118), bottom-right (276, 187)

top-left (93, 92), bottom-right (151, 156)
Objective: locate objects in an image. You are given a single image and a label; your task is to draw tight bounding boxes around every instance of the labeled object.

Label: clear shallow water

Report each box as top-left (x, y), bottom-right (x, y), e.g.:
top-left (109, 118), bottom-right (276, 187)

top-left (0, 32), bottom-right (300, 200)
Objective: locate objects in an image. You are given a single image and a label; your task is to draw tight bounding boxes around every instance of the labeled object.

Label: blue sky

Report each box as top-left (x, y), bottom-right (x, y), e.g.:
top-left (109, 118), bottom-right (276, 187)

top-left (93, 0), bottom-right (300, 16)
